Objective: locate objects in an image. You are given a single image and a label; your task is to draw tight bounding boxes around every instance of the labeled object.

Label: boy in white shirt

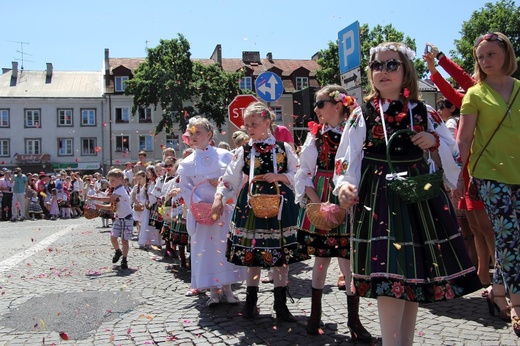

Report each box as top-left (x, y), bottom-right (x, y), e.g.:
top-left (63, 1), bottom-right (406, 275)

top-left (90, 169), bottom-right (133, 270)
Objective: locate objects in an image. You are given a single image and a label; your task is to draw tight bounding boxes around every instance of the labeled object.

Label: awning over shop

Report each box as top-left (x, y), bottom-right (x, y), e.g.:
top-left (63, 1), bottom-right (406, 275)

top-left (51, 162), bottom-right (100, 170)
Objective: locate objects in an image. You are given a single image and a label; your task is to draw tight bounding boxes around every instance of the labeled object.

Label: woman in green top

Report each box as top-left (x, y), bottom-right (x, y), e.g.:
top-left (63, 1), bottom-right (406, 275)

top-left (457, 31), bottom-right (520, 337)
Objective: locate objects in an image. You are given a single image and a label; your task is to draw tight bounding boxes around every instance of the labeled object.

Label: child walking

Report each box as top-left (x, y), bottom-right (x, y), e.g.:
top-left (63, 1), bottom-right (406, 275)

top-left (334, 42), bottom-right (481, 345)
top-left (178, 116), bottom-right (246, 307)
top-left (213, 102), bottom-right (307, 321)
top-left (91, 169), bottom-right (134, 270)
top-left (295, 85), bottom-right (371, 341)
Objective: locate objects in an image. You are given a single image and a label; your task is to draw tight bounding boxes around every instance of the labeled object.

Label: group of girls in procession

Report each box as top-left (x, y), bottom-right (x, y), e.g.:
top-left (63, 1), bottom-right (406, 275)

top-left (88, 33), bottom-right (519, 345)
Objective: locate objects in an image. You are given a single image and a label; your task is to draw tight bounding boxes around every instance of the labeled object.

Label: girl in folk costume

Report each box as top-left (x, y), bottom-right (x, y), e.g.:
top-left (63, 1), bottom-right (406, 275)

top-left (160, 157), bottom-right (188, 264)
top-left (28, 190), bottom-right (44, 220)
top-left (137, 166), bottom-right (162, 248)
top-left (147, 163), bottom-right (165, 232)
top-left (213, 102), bottom-right (307, 321)
top-left (178, 117), bottom-right (246, 307)
top-left (295, 85), bottom-right (371, 341)
top-left (334, 42), bottom-right (481, 345)
top-left (98, 180), bottom-right (113, 227)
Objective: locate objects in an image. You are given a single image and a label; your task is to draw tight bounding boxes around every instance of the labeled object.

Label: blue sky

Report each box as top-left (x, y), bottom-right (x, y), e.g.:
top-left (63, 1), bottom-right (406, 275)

top-left (1, 0), bottom-right (494, 74)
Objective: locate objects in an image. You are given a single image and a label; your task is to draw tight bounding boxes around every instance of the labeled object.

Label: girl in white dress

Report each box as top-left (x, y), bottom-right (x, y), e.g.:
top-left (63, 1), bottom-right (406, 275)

top-left (177, 117), bottom-right (246, 307)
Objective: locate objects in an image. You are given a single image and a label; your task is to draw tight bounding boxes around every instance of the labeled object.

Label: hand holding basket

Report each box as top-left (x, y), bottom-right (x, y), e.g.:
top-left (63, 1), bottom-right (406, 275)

top-left (190, 181), bottom-right (217, 225)
top-left (248, 175), bottom-right (282, 219)
top-left (385, 129), bottom-right (444, 203)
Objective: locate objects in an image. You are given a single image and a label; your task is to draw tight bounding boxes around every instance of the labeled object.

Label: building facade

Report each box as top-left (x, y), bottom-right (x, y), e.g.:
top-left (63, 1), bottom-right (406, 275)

top-left (0, 61), bottom-right (105, 173)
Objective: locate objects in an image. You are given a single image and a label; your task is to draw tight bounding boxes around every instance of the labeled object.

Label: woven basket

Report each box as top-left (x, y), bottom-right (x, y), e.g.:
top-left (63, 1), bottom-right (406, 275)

top-left (83, 207), bottom-right (99, 220)
top-left (386, 129), bottom-right (444, 204)
top-left (190, 182), bottom-right (217, 225)
top-left (306, 202), bottom-right (346, 231)
top-left (248, 175), bottom-right (281, 219)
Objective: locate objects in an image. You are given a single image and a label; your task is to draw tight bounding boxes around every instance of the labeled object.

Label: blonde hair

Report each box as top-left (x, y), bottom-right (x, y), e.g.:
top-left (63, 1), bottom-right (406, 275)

top-left (187, 116), bottom-right (214, 138)
top-left (473, 32), bottom-right (517, 81)
top-left (107, 168), bottom-right (124, 180)
top-left (243, 101), bottom-right (273, 132)
top-left (232, 131), bottom-right (250, 146)
top-left (365, 42), bottom-right (420, 103)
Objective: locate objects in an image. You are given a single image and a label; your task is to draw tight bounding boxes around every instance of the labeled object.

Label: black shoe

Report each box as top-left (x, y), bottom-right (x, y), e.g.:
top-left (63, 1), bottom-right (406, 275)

top-left (120, 261), bottom-right (128, 270)
top-left (112, 249), bottom-right (123, 263)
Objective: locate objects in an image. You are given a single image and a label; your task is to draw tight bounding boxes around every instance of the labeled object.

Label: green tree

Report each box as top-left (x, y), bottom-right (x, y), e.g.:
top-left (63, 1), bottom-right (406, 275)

top-left (192, 62), bottom-right (246, 132)
top-left (453, 0), bottom-right (520, 79)
top-left (315, 41), bottom-right (341, 86)
top-left (316, 24), bottom-right (426, 92)
top-left (125, 34), bottom-right (193, 135)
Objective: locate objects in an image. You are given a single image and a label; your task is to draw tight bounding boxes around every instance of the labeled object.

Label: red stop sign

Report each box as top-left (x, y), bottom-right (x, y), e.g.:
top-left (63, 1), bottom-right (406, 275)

top-left (228, 95), bottom-right (259, 129)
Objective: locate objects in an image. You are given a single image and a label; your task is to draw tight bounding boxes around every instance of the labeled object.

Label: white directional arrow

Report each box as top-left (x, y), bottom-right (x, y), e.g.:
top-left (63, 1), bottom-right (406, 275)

top-left (258, 75), bottom-right (279, 99)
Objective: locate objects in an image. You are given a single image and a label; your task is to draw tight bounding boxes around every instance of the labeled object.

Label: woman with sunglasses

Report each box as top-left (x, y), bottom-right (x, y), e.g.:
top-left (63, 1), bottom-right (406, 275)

top-left (457, 32), bottom-right (520, 337)
top-left (334, 42), bottom-right (481, 345)
top-left (295, 84), bottom-right (372, 341)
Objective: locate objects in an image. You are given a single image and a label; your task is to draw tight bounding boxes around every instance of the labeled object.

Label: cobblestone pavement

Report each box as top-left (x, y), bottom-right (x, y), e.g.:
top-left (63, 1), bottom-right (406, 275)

top-left (0, 218), bottom-right (517, 345)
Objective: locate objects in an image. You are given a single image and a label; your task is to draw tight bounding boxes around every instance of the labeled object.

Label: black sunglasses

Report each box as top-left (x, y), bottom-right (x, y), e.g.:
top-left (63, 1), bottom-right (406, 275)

top-left (164, 164), bottom-right (174, 168)
top-left (313, 99), bottom-right (336, 109)
top-left (474, 33), bottom-right (504, 48)
top-left (369, 59), bottom-right (403, 72)
top-left (437, 103), bottom-right (445, 110)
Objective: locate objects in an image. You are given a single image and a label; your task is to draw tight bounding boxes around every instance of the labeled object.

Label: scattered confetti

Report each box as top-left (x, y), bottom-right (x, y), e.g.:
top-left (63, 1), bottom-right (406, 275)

top-left (394, 243), bottom-right (402, 250)
top-left (59, 332), bottom-right (70, 340)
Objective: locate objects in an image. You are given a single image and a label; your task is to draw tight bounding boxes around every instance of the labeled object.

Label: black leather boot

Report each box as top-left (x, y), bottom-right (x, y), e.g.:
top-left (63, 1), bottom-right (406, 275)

top-left (243, 286), bottom-right (259, 319)
top-left (347, 294), bottom-right (372, 342)
top-left (273, 286), bottom-right (296, 322)
top-left (306, 287), bottom-right (323, 334)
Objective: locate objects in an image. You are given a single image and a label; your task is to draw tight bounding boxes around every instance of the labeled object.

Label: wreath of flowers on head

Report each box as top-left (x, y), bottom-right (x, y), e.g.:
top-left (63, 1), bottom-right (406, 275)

top-left (187, 125), bottom-right (197, 134)
top-left (369, 44), bottom-right (416, 61)
top-left (328, 90), bottom-right (359, 108)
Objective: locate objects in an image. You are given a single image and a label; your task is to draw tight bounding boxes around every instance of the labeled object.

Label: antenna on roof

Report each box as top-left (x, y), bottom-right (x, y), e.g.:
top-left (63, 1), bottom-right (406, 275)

top-left (8, 40), bottom-right (32, 70)
top-left (145, 40), bottom-right (150, 52)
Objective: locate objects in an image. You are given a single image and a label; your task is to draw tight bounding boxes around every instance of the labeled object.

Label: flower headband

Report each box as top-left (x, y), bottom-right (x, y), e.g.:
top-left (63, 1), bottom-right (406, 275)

top-left (369, 44), bottom-right (416, 61)
top-left (329, 90), bottom-right (359, 108)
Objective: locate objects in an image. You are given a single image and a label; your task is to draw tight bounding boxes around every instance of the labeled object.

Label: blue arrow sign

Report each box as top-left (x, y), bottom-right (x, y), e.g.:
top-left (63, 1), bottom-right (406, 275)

top-left (338, 21), bottom-right (361, 74)
top-left (255, 71), bottom-right (284, 102)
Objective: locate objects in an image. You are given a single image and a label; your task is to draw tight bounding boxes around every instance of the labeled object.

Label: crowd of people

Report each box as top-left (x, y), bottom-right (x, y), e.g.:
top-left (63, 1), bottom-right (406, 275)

top-left (2, 33), bottom-right (519, 344)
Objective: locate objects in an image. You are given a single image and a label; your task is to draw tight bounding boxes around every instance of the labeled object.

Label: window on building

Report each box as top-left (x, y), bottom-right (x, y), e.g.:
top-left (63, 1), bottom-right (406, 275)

top-left (296, 77), bottom-right (309, 91)
top-left (239, 76), bottom-right (253, 90)
top-left (25, 139), bottom-right (41, 154)
top-left (0, 139), bottom-right (9, 156)
top-left (0, 109), bottom-right (9, 127)
top-left (165, 134), bottom-right (181, 151)
top-left (81, 109), bottom-right (96, 126)
top-left (58, 109), bottom-right (73, 126)
top-left (138, 107), bottom-right (153, 123)
top-left (25, 109), bottom-right (41, 128)
top-left (115, 136), bottom-right (130, 152)
top-left (271, 105), bottom-right (283, 122)
top-left (115, 76), bottom-right (129, 92)
top-left (58, 138), bottom-right (73, 156)
top-left (81, 138), bottom-right (97, 155)
top-left (115, 107), bottom-right (130, 123)
top-left (139, 135), bottom-right (153, 152)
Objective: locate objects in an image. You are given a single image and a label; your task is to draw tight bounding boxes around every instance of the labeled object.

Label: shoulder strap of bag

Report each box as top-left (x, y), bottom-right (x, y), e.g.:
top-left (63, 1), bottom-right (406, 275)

top-left (471, 84), bottom-right (520, 172)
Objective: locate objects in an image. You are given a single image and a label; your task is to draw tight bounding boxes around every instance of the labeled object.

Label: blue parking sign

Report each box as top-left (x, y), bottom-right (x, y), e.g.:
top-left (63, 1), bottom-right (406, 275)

top-left (255, 72), bottom-right (284, 102)
top-left (338, 21), bottom-right (361, 74)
